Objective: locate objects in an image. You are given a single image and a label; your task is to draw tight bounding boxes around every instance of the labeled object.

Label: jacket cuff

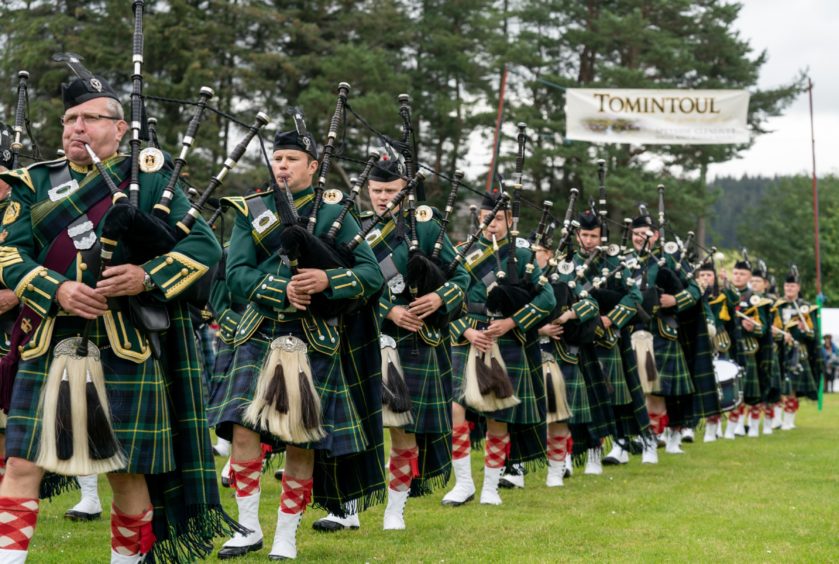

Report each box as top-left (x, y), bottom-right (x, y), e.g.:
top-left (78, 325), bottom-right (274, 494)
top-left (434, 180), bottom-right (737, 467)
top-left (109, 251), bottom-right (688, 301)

top-left (435, 282), bottom-right (464, 314)
top-left (450, 316), bottom-right (473, 341)
top-left (573, 299), bottom-right (599, 323)
top-left (248, 274), bottom-right (289, 310)
top-left (324, 268), bottom-right (364, 300)
top-left (217, 309), bottom-right (243, 343)
top-left (14, 266), bottom-right (65, 318)
top-left (674, 289), bottom-right (696, 312)
top-left (606, 303), bottom-right (636, 329)
top-left (143, 251), bottom-right (209, 299)
top-left (512, 303), bottom-right (550, 332)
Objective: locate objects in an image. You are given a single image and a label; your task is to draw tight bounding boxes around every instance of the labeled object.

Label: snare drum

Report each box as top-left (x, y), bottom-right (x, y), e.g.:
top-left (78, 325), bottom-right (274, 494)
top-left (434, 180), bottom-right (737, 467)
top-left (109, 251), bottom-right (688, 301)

top-left (714, 358), bottom-right (743, 412)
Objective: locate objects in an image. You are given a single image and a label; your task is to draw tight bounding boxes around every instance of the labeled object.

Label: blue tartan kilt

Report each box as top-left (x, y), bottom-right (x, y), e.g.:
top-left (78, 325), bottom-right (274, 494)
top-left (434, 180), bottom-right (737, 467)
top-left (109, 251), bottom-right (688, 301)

top-left (653, 333), bottom-right (694, 397)
top-left (5, 317), bottom-right (175, 475)
top-left (451, 332), bottom-right (542, 425)
top-left (207, 318), bottom-right (367, 457)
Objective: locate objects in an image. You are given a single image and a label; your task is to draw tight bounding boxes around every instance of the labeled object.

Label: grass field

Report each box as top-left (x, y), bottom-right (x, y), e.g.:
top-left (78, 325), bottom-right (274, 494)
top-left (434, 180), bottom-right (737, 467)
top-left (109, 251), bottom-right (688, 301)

top-left (27, 395), bottom-right (839, 563)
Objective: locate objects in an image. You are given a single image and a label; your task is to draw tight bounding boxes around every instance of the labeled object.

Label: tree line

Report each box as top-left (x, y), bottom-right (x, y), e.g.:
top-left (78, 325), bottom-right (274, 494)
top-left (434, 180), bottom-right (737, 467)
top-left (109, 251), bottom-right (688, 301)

top-left (0, 1), bottom-right (805, 245)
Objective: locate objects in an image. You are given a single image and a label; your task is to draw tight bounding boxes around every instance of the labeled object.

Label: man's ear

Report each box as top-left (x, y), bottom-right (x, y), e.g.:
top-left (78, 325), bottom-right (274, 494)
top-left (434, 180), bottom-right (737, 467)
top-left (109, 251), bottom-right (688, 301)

top-left (115, 120), bottom-right (129, 142)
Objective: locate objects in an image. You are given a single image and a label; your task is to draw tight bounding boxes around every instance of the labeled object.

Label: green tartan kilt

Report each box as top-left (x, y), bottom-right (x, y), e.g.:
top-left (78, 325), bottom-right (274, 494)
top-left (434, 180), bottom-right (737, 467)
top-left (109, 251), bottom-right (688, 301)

top-left (389, 325), bottom-right (452, 496)
top-left (615, 333), bottom-right (652, 438)
top-left (595, 343), bottom-right (631, 405)
top-left (652, 333), bottom-right (694, 397)
top-left (793, 358), bottom-right (818, 398)
top-left (451, 332), bottom-right (542, 425)
top-left (207, 318), bottom-right (366, 457)
top-left (740, 352), bottom-right (762, 405)
top-left (206, 339), bottom-right (235, 419)
top-left (390, 326), bottom-right (451, 435)
top-left (560, 359), bottom-right (591, 425)
top-left (6, 317), bottom-right (175, 475)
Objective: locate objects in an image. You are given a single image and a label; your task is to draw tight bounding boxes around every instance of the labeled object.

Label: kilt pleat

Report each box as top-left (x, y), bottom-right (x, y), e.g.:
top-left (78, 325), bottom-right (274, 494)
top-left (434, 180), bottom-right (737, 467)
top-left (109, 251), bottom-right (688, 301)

top-left (596, 344), bottom-right (631, 405)
top-left (653, 334), bottom-right (694, 397)
top-left (740, 353), bottom-right (762, 405)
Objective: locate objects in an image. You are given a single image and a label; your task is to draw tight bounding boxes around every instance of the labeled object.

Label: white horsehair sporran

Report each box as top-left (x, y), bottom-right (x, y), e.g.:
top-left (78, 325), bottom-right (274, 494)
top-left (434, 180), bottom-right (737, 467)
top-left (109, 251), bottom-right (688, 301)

top-left (631, 329), bottom-right (661, 395)
top-left (380, 334), bottom-right (414, 428)
top-left (542, 350), bottom-right (572, 424)
top-left (463, 342), bottom-right (520, 412)
top-left (243, 334), bottom-right (325, 444)
top-left (36, 336), bottom-right (126, 475)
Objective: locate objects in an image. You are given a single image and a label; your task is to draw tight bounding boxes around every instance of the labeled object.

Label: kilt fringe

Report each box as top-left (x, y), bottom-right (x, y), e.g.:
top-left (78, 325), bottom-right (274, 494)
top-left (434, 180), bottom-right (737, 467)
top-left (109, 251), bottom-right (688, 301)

top-left (35, 342), bottom-right (126, 476)
top-left (409, 466), bottom-right (451, 498)
top-left (39, 473), bottom-right (79, 500)
top-left (146, 504), bottom-right (250, 564)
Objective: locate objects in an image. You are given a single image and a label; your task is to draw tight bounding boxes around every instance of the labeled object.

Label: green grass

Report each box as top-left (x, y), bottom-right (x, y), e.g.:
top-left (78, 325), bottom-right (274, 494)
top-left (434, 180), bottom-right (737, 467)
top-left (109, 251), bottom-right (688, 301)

top-left (29, 396), bottom-right (839, 563)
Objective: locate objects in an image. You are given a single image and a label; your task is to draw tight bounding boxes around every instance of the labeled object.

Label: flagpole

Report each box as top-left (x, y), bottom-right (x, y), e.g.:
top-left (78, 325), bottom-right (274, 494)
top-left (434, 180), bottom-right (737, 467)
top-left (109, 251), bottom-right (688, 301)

top-left (486, 63), bottom-right (509, 193)
top-left (808, 77), bottom-right (825, 411)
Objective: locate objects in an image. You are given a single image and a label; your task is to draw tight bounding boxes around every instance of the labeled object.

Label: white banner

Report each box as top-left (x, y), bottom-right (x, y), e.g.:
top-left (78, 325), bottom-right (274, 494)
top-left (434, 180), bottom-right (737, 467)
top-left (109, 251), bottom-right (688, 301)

top-left (565, 88), bottom-right (750, 145)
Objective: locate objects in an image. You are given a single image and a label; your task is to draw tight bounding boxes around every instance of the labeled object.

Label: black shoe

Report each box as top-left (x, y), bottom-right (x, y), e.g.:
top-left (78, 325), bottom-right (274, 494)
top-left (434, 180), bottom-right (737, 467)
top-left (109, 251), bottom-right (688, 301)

top-left (218, 540), bottom-right (264, 559)
top-left (440, 494), bottom-right (474, 507)
top-left (311, 517), bottom-right (359, 532)
top-left (268, 556), bottom-right (291, 561)
top-left (628, 438), bottom-right (644, 455)
top-left (274, 468), bottom-right (284, 481)
top-left (64, 510), bottom-right (101, 521)
top-left (221, 475), bottom-right (231, 488)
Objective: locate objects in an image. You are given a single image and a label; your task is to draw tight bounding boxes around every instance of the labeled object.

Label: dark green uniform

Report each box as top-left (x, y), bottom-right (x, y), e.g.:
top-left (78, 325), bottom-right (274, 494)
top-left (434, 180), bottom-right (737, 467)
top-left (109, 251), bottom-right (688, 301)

top-left (366, 207), bottom-right (468, 495)
top-left (213, 186), bottom-right (387, 514)
top-left (772, 298), bottom-right (821, 400)
top-left (0, 155), bottom-right (227, 561)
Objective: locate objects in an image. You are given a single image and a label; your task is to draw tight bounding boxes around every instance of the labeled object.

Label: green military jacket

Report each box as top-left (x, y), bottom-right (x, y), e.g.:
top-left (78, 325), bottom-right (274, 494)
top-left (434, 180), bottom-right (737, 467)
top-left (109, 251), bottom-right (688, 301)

top-left (207, 245), bottom-right (249, 345)
top-left (223, 186), bottom-right (383, 355)
top-left (449, 235), bottom-right (556, 345)
top-left (364, 206), bottom-right (468, 346)
top-left (570, 249), bottom-right (641, 336)
top-left (0, 155), bottom-right (221, 363)
top-left (636, 250), bottom-right (701, 340)
top-left (731, 285), bottom-right (771, 355)
top-left (705, 285), bottom-right (739, 354)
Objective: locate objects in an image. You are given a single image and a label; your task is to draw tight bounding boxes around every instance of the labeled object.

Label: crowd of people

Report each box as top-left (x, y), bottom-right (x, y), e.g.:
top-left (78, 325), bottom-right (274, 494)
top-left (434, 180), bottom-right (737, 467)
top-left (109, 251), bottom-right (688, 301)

top-left (0, 60), bottom-right (824, 564)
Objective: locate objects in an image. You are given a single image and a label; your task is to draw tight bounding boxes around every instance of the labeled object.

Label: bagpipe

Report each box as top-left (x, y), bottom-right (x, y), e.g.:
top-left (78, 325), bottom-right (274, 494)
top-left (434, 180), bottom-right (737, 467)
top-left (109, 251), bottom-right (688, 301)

top-left (484, 123), bottom-right (551, 318)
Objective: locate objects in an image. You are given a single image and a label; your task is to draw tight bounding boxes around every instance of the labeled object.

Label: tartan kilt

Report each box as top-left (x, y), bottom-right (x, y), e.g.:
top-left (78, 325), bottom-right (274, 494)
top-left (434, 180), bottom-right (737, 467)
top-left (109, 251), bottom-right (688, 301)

top-left (317, 304), bottom-right (386, 515)
top-left (6, 317), bottom-right (174, 475)
top-left (615, 330), bottom-right (652, 438)
top-left (652, 333), bottom-right (694, 397)
top-left (793, 354), bottom-right (818, 399)
top-left (390, 326), bottom-right (451, 435)
top-left (387, 325), bottom-right (452, 496)
top-left (595, 343), bottom-right (631, 405)
top-left (569, 346), bottom-right (615, 456)
top-left (559, 357), bottom-right (591, 424)
top-left (206, 338), bottom-right (235, 423)
top-left (207, 318), bottom-right (367, 457)
top-left (765, 344), bottom-right (783, 404)
top-left (507, 337), bottom-right (547, 470)
top-left (740, 353), bottom-right (762, 405)
top-left (451, 332), bottom-right (541, 425)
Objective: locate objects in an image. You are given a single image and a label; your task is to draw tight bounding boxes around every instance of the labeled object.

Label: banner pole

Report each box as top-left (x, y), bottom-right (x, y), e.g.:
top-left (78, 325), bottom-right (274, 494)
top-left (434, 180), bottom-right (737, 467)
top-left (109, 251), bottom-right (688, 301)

top-left (486, 64), bottom-right (509, 192)
top-left (808, 78), bottom-right (825, 411)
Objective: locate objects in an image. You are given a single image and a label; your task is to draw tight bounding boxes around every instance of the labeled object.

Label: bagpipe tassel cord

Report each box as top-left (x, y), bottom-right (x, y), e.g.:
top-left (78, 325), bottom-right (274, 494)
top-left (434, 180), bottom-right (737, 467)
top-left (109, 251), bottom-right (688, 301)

top-left (464, 342), bottom-right (520, 412)
top-left (243, 336), bottom-right (325, 444)
top-left (380, 344), bottom-right (414, 428)
top-left (36, 339), bottom-right (126, 475)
